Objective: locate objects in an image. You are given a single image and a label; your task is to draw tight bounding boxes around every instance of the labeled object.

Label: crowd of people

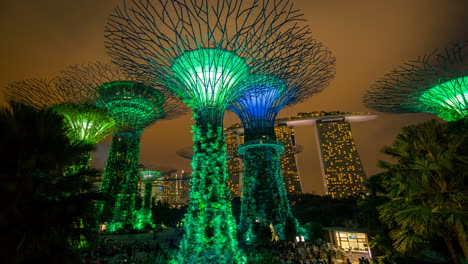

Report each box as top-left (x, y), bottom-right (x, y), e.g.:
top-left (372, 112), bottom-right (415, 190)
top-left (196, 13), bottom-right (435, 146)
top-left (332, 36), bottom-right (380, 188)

top-left (82, 237), bottom-right (176, 264)
top-left (244, 241), bottom-right (374, 264)
top-left (80, 231), bottom-right (374, 264)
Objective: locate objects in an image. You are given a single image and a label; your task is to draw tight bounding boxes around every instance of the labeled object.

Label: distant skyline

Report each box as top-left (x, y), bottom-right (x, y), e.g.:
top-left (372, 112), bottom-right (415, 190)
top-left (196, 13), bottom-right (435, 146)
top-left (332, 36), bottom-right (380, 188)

top-left (1, 0), bottom-right (467, 194)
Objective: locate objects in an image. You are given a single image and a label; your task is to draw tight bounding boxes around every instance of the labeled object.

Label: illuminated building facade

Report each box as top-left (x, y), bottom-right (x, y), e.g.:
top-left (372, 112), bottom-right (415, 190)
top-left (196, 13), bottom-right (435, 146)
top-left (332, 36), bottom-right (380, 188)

top-left (137, 168), bottom-right (190, 206)
top-left (153, 178), bottom-right (167, 204)
top-left (221, 111), bottom-right (376, 199)
top-left (225, 132), bottom-right (244, 197)
top-left (284, 111), bottom-right (377, 199)
top-left (163, 171), bottom-right (191, 205)
top-left (275, 125), bottom-right (302, 195)
top-left (225, 125), bottom-right (302, 196)
top-left (315, 118), bottom-right (367, 198)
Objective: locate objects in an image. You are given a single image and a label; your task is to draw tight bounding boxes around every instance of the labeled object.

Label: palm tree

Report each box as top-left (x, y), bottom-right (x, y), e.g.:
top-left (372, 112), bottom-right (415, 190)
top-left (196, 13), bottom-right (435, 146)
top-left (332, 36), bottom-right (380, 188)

top-left (377, 119), bottom-right (468, 264)
top-left (0, 102), bottom-right (101, 263)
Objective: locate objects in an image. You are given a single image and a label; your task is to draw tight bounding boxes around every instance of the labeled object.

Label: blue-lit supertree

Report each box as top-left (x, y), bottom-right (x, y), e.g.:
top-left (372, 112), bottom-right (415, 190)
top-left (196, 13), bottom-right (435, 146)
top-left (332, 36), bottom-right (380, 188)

top-left (105, 0), bottom-right (313, 262)
top-left (58, 62), bottom-right (186, 232)
top-left (229, 38), bottom-right (336, 243)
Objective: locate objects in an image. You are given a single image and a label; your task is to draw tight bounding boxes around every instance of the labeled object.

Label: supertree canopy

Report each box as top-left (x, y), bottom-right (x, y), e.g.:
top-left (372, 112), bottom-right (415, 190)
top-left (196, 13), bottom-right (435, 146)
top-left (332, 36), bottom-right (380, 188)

top-left (364, 41), bottom-right (468, 122)
top-left (3, 78), bottom-right (116, 175)
top-left (231, 75), bottom-right (287, 141)
top-left (96, 80), bottom-right (164, 131)
top-left (228, 37), bottom-right (336, 243)
top-left (105, 0), bottom-right (314, 262)
top-left (58, 62), bottom-right (186, 232)
top-left (52, 103), bottom-right (116, 145)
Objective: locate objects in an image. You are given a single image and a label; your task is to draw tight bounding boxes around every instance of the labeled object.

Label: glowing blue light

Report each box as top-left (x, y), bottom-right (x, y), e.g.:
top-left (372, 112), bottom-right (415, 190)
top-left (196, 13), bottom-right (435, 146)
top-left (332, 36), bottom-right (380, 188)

top-left (231, 75), bottom-right (285, 120)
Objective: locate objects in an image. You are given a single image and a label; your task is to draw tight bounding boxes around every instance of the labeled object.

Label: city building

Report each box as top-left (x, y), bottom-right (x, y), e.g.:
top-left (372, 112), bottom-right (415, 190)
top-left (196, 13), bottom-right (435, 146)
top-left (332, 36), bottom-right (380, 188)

top-left (162, 170), bottom-right (191, 206)
top-left (163, 170), bottom-right (191, 205)
top-left (323, 227), bottom-right (372, 258)
top-left (225, 131), bottom-right (244, 197)
top-left (184, 111), bottom-right (376, 199)
top-left (275, 124), bottom-right (302, 194)
top-left (284, 111), bottom-right (377, 198)
top-left (138, 167), bottom-right (191, 206)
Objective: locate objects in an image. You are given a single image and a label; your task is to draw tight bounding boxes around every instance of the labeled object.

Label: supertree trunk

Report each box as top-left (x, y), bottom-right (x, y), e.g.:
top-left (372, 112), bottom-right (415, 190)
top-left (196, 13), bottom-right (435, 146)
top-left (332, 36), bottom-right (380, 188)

top-left (177, 108), bottom-right (244, 263)
top-left (143, 182), bottom-right (153, 209)
top-left (239, 143), bottom-right (297, 243)
top-left (99, 131), bottom-right (142, 231)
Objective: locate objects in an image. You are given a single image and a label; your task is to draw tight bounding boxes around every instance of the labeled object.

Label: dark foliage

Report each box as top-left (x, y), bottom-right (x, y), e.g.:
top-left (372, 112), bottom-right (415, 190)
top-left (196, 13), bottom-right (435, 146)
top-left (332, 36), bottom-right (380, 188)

top-left (151, 201), bottom-right (187, 228)
top-left (0, 103), bottom-right (102, 263)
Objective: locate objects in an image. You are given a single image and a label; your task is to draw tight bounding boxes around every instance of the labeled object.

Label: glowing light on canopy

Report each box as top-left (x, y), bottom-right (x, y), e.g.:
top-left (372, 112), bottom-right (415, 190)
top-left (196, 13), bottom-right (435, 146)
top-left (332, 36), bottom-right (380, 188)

top-left (139, 170), bottom-right (164, 181)
top-left (364, 42), bottom-right (468, 122)
top-left (103, 0), bottom-right (337, 259)
top-left (419, 76), bottom-right (468, 121)
top-left (171, 49), bottom-right (250, 108)
top-left (96, 81), bottom-right (165, 131)
top-left (52, 104), bottom-right (116, 145)
top-left (96, 81), bottom-right (166, 231)
top-left (231, 74), bottom-right (285, 122)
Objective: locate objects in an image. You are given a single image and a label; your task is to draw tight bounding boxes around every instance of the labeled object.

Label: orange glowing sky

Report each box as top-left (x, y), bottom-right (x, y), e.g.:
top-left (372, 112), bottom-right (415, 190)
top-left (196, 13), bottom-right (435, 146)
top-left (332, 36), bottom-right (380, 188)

top-left (1, 0), bottom-right (467, 194)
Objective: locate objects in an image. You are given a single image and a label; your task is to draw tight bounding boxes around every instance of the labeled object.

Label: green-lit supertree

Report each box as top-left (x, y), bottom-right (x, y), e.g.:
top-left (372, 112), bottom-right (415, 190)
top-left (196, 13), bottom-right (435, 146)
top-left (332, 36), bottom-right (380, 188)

top-left (136, 168), bottom-right (175, 230)
top-left (139, 170), bottom-right (165, 209)
top-left (58, 62), bottom-right (186, 232)
top-left (228, 38), bottom-right (335, 243)
top-left (364, 42), bottom-right (468, 123)
top-left (105, 0), bottom-right (313, 262)
top-left (3, 78), bottom-right (116, 175)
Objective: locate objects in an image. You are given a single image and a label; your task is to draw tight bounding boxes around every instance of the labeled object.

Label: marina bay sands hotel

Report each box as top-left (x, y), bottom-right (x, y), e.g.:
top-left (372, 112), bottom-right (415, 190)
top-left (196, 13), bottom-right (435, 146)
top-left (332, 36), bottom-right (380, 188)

top-left (225, 111), bottom-right (378, 199)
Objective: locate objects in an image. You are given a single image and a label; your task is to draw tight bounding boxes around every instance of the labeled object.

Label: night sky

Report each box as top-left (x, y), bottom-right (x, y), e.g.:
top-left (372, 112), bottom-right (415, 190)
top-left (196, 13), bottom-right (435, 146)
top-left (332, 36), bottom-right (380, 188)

top-left (1, 0), bottom-right (467, 194)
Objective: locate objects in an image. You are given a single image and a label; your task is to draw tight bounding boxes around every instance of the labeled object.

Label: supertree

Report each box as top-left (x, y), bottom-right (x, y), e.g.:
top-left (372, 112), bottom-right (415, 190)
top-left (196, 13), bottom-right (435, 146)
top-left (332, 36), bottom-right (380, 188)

top-left (364, 41), bottom-right (468, 123)
top-left (105, 0), bottom-right (313, 262)
top-left (228, 37), bottom-right (335, 243)
top-left (3, 78), bottom-right (116, 175)
top-left (58, 62), bottom-right (186, 232)
top-left (136, 167), bottom-right (176, 230)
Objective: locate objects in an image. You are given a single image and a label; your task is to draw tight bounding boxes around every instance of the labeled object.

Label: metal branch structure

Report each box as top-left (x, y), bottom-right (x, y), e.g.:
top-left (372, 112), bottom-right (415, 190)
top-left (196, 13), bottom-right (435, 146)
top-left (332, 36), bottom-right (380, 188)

top-left (3, 78), bottom-right (117, 175)
top-left (364, 41), bottom-right (468, 122)
top-left (228, 37), bottom-right (335, 243)
top-left (57, 61), bottom-right (186, 232)
top-left (105, 0), bottom-right (313, 262)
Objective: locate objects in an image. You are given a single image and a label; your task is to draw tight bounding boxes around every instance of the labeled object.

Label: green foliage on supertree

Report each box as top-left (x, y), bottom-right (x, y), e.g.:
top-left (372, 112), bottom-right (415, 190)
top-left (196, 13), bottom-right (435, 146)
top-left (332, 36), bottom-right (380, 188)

top-left (134, 207), bottom-right (155, 231)
top-left (134, 169), bottom-right (167, 230)
top-left (228, 33), bottom-right (335, 243)
top-left (98, 131), bottom-right (142, 228)
top-left (60, 62), bottom-right (186, 233)
top-left (238, 144), bottom-right (299, 243)
top-left (95, 81), bottom-right (166, 231)
top-left (139, 170), bottom-right (165, 208)
top-left (177, 113), bottom-right (245, 263)
top-left (364, 41), bottom-right (468, 122)
top-left (143, 182), bottom-right (153, 209)
top-left (105, 0), bottom-right (324, 261)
